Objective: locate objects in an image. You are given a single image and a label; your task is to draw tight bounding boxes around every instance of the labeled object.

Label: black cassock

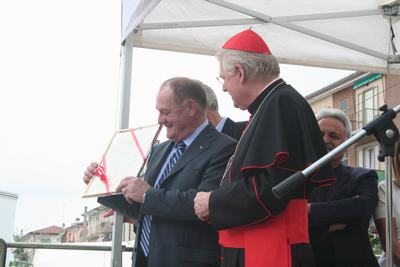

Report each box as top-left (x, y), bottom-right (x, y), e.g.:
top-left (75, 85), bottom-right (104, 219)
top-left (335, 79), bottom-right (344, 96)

top-left (209, 79), bottom-right (335, 267)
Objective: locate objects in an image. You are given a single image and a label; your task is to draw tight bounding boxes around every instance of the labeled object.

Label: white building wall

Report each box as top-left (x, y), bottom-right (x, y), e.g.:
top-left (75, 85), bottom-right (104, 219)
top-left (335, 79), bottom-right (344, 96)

top-left (309, 95), bottom-right (333, 113)
top-left (0, 190), bottom-right (18, 266)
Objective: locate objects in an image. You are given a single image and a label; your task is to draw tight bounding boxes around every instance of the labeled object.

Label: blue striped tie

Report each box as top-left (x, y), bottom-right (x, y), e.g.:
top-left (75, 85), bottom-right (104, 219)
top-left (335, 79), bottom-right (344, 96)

top-left (140, 142), bottom-right (186, 256)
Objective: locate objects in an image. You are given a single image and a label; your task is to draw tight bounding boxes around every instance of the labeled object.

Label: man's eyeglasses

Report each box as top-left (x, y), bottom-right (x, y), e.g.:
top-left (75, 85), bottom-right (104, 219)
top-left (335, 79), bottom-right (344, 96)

top-left (216, 68), bottom-right (238, 85)
top-left (216, 77), bottom-right (224, 85)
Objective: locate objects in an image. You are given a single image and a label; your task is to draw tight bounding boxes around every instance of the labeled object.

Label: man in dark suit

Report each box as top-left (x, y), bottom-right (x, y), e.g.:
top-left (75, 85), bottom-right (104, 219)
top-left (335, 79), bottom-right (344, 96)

top-left (83, 77), bottom-right (236, 267)
top-left (200, 81), bottom-right (246, 141)
top-left (309, 108), bottom-right (379, 267)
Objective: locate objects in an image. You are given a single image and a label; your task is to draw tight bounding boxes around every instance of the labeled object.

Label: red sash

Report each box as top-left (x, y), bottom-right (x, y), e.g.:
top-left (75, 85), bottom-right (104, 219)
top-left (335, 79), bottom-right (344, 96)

top-left (219, 199), bottom-right (309, 267)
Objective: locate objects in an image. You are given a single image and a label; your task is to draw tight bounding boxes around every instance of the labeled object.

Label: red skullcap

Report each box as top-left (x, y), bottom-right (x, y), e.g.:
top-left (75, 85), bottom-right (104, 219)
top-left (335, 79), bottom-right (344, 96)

top-left (222, 29), bottom-right (271, 55)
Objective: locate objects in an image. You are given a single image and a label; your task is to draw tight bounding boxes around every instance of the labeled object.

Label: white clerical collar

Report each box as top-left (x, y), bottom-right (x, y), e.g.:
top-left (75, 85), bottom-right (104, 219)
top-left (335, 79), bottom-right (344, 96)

top-left (254, 77), bottom-right (281, 100)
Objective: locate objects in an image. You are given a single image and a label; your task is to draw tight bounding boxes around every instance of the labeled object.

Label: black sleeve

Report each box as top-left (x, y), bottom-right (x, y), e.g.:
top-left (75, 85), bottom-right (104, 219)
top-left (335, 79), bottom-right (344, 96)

top-left (309, 171), bottom-right (378, 226)
top-left (209, 169), bottom-right (290, 230)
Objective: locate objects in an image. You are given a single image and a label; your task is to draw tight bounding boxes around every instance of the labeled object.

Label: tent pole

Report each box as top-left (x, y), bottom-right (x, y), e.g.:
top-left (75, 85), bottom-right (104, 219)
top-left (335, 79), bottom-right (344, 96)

top-left (111, 32), bottom-right (134, 267)
top-left (118, 35), bottom-right (133, 131)
top-left (385, 159), bottom-right (394, 267)
top-left (137, 10), bottom-right (378, 31)
top-left (111, 213), bottom-right (124, 267)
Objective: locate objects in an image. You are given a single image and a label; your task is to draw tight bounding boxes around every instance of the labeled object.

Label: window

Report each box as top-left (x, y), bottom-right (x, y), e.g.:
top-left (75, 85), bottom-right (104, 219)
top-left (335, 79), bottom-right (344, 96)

top-left (356, 87), bottom-right (380, 128)
top-left (339, 98), bottom-right (349, 117)
top-left (341, 151), bottom-right (348, 166)
top-left (123, 223), bottom-right (135, 241)
top-left (357, 144), bottom-right (379, 169)
top-left (364, 147), bottom-right (376, 169)
top-left (95, 215), bottom-right (100, 232)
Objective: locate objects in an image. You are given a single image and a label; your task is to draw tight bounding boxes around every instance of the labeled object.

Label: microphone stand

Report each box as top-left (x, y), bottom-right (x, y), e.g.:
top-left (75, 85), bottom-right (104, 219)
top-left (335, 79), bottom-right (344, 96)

top-left (272, 104), bottom-right (400, 267)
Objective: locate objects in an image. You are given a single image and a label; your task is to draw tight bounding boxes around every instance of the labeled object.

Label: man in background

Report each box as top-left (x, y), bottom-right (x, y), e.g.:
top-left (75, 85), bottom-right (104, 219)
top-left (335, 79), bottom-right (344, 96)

top-left (200, 81), bottom-right (246, 140)
top-left (309, 108), bottom-right (379, 267)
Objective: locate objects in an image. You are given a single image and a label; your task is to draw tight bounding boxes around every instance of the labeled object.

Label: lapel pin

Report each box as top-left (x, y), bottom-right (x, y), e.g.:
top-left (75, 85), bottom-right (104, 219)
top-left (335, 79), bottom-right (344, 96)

top-left (199, 146), bottom-right (203, 150)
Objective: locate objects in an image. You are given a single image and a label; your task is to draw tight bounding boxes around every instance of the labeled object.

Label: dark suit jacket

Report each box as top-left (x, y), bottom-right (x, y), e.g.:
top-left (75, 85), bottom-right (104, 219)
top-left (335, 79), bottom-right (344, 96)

top-left (221, 117), bottom-right (246, 141)
top-left (309, 164), bottom-right (379, 267)
top-left (99, 124), bottom-right (236, 267)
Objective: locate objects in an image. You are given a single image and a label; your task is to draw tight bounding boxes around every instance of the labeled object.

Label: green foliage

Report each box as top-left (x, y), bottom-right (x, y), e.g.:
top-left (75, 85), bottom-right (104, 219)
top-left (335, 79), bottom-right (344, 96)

top-left (370, 232), bottom-right (383, 257)
top-left (8, 261), bottom-right (32, 267)
top-left (12, 235), bottom-right (31, 264)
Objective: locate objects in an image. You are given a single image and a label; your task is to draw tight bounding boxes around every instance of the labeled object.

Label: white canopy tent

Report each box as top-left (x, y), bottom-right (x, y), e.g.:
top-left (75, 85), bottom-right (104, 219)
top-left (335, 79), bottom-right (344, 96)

top-left (109, 1), bottom-right (400, 266)
top-left (122, 0), bottom-right (400, 74)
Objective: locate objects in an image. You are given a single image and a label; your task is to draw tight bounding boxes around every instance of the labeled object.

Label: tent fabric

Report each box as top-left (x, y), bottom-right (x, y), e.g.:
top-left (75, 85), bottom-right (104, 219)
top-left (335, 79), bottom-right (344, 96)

top-left (122, 0), bottom-right (400, 74)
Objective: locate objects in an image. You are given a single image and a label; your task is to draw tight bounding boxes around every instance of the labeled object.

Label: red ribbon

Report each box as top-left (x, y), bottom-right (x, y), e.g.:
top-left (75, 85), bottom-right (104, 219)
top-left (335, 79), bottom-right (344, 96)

top-left (95, 157), bottom-right (110, 193)
top-left (129, 128), bottom-right (146, 162)
top-left (94, 128), bottom-right (151, 194)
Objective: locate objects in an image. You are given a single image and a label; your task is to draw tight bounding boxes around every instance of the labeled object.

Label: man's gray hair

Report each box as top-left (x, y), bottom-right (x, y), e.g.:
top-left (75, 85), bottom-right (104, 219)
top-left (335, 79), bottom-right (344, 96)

top-left (200, 82), bottom-right (219, 111)
top-left (215, 49), bottom-right (280, 80)
top-left (161, 77), bottom-right (207, 109)
top-left (316, 108), bottom-right (352, 138)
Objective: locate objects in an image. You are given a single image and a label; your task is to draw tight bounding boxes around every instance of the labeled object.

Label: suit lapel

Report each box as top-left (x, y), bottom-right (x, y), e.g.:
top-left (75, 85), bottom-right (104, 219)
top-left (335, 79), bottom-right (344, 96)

top-left (146, 141), bottom-right (174, 186)
top-left (160, 125), bottom-right (218, 185)
top-left (222, 118), bottom-right (234, 135)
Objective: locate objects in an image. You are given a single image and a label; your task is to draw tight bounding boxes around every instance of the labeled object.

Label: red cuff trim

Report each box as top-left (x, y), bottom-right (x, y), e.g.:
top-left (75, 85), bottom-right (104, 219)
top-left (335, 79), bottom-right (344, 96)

top-left (240, 152), bottom-right (288, 172)
top-left (277, 161), bottom-right (336, 185)
top-left (311, 177), bottom-right (336, 183)
top-left (251, 176), bottom-right (271, 217)
top-left (318, 183), bottom-right (333, 187)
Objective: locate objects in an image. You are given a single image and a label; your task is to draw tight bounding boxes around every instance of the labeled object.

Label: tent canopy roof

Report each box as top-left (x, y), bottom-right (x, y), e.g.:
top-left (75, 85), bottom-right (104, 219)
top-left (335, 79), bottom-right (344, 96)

top-left (122, 0), bottom-right (400, 74)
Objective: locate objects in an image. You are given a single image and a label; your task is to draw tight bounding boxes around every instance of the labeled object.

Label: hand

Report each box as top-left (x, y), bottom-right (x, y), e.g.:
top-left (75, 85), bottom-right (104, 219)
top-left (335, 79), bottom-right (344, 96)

top-left (194, 192), bottom-right (212, 221)
top-left (83, 162), bottom-right (98, 184)
top-left (328, 223), bottom-right (347, 232)
top-left (116, 176), bottom-right (150, 204)
top-left (103, 209), bottom-right (138, 224)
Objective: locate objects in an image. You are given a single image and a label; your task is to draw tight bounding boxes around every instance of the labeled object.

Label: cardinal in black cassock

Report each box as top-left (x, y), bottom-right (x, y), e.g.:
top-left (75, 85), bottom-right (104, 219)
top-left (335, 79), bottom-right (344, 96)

top-left (197, 29), bottom-right (335, 267)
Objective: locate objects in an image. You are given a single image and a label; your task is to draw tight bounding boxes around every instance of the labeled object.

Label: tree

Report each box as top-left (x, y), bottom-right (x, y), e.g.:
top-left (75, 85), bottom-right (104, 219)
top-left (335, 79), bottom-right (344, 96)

top-left (11, 234), bottom-right (31, 264)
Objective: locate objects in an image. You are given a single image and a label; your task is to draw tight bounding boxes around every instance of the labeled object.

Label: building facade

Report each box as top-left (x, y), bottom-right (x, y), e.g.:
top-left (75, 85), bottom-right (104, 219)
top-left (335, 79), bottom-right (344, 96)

top-left (59, 205), bottom-right (134, 243)
top-left (306, 72), bottom-right (400, 180)
top-left (61, 222), bottom-right (84, 243)
top-left (86, 205), bottom-right (113, 242)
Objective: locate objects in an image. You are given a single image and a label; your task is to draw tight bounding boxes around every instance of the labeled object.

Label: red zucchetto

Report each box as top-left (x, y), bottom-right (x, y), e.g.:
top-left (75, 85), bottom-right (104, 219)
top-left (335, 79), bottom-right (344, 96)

top-left (222, 29), bottom-right (271, 55)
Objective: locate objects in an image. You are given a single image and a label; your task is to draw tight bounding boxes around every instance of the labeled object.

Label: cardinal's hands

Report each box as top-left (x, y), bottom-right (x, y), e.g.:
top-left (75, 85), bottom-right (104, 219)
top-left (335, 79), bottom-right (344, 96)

top-left (194, 192), bottom-right (212, 221)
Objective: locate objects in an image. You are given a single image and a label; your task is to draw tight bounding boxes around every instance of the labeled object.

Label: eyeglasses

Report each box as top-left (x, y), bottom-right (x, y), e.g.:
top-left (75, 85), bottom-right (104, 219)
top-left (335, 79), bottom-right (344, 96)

top-left (216, 68), bottom-right (238, 85)
top-left (216, 76), bottom-right (224, 85)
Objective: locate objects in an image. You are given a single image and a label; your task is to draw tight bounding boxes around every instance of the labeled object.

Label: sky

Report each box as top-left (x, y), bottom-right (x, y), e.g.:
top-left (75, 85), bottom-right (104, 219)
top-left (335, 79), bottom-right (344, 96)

top-left (0, 0), bottom-right (354, 235)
